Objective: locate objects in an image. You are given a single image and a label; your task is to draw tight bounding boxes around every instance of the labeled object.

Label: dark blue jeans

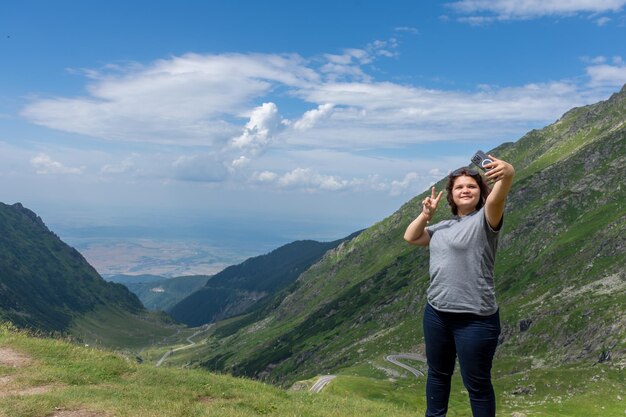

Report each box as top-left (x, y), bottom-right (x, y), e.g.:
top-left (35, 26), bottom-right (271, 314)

top-left (423, 303), bottom-right (501, 417)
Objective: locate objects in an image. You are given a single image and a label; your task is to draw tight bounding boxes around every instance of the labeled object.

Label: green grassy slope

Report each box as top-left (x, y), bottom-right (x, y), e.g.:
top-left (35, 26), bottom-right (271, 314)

top-left (170, 85), bottom-right (626, 391)
top-left (0, 324), bottom-right (420, 417)
top-left (68, 305), bottom-right (180, 350)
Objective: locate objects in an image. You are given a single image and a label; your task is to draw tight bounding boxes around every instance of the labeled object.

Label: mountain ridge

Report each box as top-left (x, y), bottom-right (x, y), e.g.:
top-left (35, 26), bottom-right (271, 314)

top-left (169, 233), bottom-right (361, 326)
top-left (0, 202), bottom-right (144, 333)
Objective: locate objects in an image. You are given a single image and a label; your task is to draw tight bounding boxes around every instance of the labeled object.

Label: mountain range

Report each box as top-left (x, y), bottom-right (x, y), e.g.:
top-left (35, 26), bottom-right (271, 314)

top-left (164, 84), bottom-right (626, 386)
top-left (169, 234), bottom-right (360, 326)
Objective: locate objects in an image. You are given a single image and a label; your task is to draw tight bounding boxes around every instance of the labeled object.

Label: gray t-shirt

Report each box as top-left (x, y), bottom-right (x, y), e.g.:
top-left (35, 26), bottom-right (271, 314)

top-left (426, 207), bottom-right (501, 315)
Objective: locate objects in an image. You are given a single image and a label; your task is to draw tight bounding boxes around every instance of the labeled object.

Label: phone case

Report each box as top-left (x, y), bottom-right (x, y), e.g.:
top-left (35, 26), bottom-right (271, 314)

top-left (471, 150), bottom-right (493, 171)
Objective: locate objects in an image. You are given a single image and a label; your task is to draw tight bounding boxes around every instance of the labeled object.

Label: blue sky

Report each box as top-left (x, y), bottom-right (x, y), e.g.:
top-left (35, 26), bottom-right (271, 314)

top-left (2, 0), bottom-right (626, 249)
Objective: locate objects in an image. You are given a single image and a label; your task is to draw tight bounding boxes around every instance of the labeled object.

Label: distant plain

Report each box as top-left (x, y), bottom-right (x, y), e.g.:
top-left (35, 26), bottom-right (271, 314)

top-left (69, 237), bottom-right (258, 277)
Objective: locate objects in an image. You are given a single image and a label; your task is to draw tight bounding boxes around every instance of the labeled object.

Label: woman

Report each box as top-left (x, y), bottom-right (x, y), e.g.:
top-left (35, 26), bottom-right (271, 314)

top-left (403, 154), bottom-right (515, 417)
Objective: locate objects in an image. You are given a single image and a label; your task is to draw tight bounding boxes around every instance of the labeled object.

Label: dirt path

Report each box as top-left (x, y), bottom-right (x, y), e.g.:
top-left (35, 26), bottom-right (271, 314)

top-left (0, 346), bottom-right (56, 398)
top-left (0, 346), bottom-right (106, 416)
top-left (0, 346), bottom-right (32, 367)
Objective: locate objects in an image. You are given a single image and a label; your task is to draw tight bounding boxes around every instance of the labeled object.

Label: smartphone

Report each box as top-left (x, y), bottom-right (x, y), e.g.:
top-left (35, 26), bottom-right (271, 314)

top-left (471, 150), bottom-right (493, 171)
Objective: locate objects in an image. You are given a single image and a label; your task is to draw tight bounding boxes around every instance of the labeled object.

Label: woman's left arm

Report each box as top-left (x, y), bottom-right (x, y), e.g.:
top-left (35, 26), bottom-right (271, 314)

top-left (484, 155), bottom-right (515, 229)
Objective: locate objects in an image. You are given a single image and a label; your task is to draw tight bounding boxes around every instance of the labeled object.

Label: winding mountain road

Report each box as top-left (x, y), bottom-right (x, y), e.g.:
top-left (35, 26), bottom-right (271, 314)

top-left (385, 353), bottom-right (426, 377)
top-left (156, 324), bottom-right (213, 367)
top-left (310, 375), bottom-right (336, 393)
top-left (310, 353), bottom-right (426, 393)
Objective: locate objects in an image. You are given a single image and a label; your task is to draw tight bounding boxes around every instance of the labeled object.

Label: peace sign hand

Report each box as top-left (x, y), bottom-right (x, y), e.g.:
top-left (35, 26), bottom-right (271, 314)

top-left (422, 186), bottom-right (443, 221)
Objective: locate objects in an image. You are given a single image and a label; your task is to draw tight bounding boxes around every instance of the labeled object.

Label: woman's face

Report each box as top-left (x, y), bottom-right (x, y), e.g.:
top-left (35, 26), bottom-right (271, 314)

top-left (451, 174), bottom-right (480, 215)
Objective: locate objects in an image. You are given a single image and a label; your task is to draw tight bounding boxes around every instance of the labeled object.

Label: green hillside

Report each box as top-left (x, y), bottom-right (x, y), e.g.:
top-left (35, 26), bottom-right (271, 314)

top-left (0, 203), bottom-right (143, 332)
top-left (0, 324), bottom-right (418, 417)
top-left (169, 235), bottom-right (360, 326)
top-left (163, 84), bottom-right (626, 396)
top-left (3, 320), bottom-right (624, 417)
top-left (123, 275), bottom-right (210, 312)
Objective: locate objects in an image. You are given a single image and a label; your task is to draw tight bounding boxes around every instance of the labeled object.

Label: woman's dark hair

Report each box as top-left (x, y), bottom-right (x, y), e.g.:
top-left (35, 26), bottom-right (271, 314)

top-left (446, 168), bottom-right (491, 215)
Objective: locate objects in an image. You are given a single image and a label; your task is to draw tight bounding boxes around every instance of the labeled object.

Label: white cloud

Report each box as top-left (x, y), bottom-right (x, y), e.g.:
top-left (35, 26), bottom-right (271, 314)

top-left (320, 38), bottom-right (399, 82)
top-left (231, 156), bottom-right (251, 170)
top-left (16, 46), bottom-right (625, 197)
top-left (251, 170), bottom-right (279, 183)
top-left (293, 104), bottom-right (335, 131)
top-left (390, 172), bottom-right (422, 196)
top-left (586, 59), bottom-right (626, 88)
top-left (447, 0), bottom-right (626, 20)
top-left (251, 167), bottom-right (379, 193)
top-left (276, 168), bottom-right (350, 191)
top-left (21, 49), bottom-right (612, 155)
top-left (30, 153), bottom-right (83, 175)
top-left (325, 49), bottom-right (367, 65)
top-left (320, 60), bottom-right (371, 82)
top-left (369, 38), bottom-right (400, 58)
top-left (290, 80), bottom-right (600, 149)
top-left (231, 102), bottom-right (283, 154)
top-left (22, 53), bottom-right (317, 146)
top-left (248, 162), bottom-right (445, 196)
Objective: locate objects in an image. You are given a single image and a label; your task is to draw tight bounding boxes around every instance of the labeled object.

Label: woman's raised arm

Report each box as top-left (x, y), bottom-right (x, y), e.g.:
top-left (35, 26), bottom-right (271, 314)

top-left (483, 155), bottom-right (515, 229)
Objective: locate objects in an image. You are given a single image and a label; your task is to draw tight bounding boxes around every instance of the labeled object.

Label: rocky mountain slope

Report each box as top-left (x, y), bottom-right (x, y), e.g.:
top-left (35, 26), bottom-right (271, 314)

top-left (184, 85), bottom-right (626, 385)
